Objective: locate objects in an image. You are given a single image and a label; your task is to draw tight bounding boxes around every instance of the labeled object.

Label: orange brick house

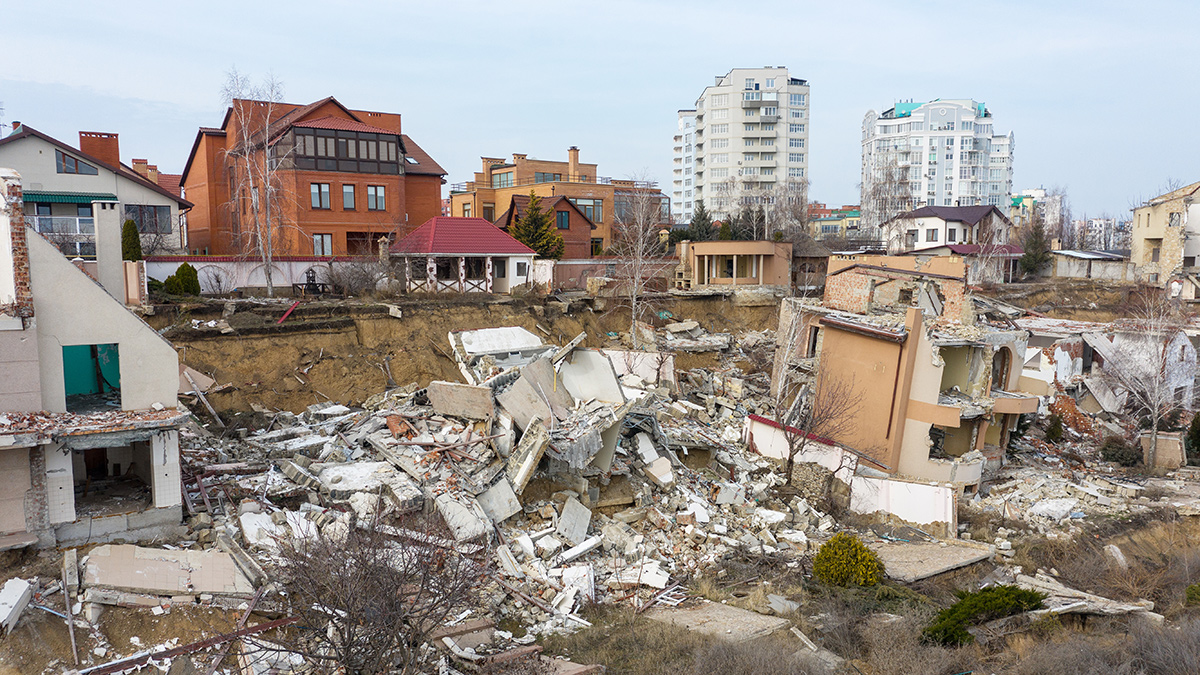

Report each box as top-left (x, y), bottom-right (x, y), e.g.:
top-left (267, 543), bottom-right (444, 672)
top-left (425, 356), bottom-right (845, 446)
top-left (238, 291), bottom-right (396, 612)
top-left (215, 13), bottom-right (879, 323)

top-left (180, 97), bottom-right (445, 256)
top-left (493, 194), bottom-right (596, 260)
top-left (448, 147), bottom-right (668, 255)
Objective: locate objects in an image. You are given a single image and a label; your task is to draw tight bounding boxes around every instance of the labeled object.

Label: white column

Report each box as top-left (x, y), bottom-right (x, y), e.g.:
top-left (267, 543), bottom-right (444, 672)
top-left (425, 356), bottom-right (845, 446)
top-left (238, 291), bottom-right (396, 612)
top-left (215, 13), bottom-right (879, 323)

top-left (44, 443), bottom-right (76, 525)
top-left (150, 430), bottom-right (182, 509)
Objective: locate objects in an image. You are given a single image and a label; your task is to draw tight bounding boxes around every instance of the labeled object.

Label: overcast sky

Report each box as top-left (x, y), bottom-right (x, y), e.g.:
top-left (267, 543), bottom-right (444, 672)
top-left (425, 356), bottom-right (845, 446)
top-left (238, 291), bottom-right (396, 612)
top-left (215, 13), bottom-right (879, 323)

top-left (2, 0), bottom-right (1196, 218)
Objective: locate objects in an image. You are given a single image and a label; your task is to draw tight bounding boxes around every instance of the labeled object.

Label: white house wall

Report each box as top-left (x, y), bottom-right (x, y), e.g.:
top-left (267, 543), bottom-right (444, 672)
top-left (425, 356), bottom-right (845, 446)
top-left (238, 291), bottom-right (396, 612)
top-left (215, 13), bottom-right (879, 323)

top-left (27, 231), bottom-right (179, 412)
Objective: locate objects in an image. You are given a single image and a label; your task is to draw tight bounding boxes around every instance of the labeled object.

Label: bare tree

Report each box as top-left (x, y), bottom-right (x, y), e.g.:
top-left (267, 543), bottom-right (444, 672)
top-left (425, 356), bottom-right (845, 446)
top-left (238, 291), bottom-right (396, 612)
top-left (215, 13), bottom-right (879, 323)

top-left (1093, 291), bottom-right (1194, 467)
top-left (610, 174), bottom-right (669, 349)
top-left (766, 177), bottom-right (810, 241)
top-left (245, 510), bottom-right (485, 674)
top-left (773, 314), bottom-right (865, 484)
top-left (862, 156), bottom-right (916, 246)
top-left (221, 68), bottom-right (297, 297)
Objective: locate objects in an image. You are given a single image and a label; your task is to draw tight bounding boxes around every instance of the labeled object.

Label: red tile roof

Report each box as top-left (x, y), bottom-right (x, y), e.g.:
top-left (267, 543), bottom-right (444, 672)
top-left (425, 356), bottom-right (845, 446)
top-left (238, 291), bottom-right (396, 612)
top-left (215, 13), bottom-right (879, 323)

top-left (391, 217), bottom-right (535, 256)
top-left (401, 134), bottom-right (446, 176)
top-left (157, 173), bottom-right (183, 199)
top-left (292, 115), bottom-right (397, 135)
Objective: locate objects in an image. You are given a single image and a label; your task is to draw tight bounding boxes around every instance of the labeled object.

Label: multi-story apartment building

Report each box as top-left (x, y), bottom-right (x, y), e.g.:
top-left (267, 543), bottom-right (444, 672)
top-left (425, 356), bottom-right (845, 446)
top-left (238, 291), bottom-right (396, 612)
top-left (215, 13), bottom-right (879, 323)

top-left (448, 147), bottom-right (668, 255)
top-left (861, 99), bottom-right (1013, 232)
top-left (1130, 180), bottom-right (1200, 291)
top-left (671, 110), bottom-right (697, 223)
top-left (677, 67), bottom-right (811, 221)
top-left (181, 96), bottom-right (445, 256)
top-left (1080, 217), bottom-right (1131, 251)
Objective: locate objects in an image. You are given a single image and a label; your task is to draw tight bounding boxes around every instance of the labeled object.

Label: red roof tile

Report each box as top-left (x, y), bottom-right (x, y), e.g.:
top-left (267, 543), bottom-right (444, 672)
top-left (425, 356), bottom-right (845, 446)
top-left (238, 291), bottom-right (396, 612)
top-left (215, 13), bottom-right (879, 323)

top-left (157, 173), bottom-right (183, 199)
top-left (391, 217), bottom-right (535, 256)
top-left (401, 134), bottom-right (446, 176)
top-left (292, 115), bottom-right (397, 135)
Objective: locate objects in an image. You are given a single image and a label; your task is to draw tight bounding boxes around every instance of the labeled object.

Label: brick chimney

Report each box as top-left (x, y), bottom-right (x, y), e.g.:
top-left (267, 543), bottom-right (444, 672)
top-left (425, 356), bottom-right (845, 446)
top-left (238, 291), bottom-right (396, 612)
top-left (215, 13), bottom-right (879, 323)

top-left (147, 164), bottom-right (159, 183)
top-left (78, 131), bottom-right (120, 168)
top-left (131, 158), bottom-right (149, 179)
top-left (567, 146), bottom-right (580, 181)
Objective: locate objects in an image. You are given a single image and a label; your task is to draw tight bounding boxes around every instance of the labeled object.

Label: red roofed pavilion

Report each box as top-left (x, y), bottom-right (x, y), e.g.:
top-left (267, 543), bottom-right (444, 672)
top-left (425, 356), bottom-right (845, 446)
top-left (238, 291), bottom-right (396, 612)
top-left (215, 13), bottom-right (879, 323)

top-left (390, 217), bottom-right (535, 293)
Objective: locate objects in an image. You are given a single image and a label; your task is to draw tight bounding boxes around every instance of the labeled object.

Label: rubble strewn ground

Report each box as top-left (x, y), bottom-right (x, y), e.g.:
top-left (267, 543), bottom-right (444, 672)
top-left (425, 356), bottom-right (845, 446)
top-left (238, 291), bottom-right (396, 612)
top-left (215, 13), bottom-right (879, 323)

top-left (5, 293), bottom-right (1200, 674)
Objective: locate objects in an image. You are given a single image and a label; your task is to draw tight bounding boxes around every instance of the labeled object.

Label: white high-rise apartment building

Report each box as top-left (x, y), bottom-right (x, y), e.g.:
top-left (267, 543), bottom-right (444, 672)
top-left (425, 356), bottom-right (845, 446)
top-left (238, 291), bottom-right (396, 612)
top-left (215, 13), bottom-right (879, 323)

top-left (861, 99), bottom-right (1013, 230)
top-left (671, 110), bottom-right (696, 223)
top-left (673, 66), bottom-right (810, 222)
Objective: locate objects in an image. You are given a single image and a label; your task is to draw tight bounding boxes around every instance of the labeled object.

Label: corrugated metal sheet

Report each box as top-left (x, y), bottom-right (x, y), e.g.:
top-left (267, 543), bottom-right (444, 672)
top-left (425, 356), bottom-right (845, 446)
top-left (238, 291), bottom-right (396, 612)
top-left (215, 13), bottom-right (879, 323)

top-left (23, 191), bottom-right (117, 204)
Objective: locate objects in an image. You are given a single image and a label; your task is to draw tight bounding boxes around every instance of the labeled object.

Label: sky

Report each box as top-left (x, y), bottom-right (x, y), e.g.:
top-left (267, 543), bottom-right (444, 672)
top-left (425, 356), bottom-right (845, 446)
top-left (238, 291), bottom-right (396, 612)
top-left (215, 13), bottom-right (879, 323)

top-left (2, 0), bottom-right (1197, 219)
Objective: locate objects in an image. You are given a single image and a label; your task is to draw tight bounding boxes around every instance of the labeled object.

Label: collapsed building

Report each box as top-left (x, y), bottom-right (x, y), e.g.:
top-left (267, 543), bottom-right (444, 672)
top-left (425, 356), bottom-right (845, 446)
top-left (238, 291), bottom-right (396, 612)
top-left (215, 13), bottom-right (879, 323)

top-left (1018, 314), bottom-right (1198, 467)
top-left (0, 169), bottom-right (183, 549)
top-left (770, 255), bottom-right (1039, 513)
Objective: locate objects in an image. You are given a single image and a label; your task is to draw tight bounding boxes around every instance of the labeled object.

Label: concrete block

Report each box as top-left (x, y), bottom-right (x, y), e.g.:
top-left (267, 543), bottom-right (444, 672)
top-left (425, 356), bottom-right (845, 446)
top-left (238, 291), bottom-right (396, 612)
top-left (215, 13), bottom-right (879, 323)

top-left (63, 548), bottom-right (79, 596)
top-left (427, 381), bottom-right (496, 420)
top-left (506, 419), bottom-right (550, 494)
top-left (434, 493), bottom-right (492, 542)
top-left (0, 578), bottom-right (32, 634)
top-left (767, 593), bottom-right (800, 615)
top-left (478, 478), bottom-right (522, 525)
top-left (558, 535), bottom-right (602, 564)
top-left (643, 457), bottom-right (675, 488)
top-left (556, 497), bottom-right (592, 546)
top-left (635, 433), bottom-right (658, 463)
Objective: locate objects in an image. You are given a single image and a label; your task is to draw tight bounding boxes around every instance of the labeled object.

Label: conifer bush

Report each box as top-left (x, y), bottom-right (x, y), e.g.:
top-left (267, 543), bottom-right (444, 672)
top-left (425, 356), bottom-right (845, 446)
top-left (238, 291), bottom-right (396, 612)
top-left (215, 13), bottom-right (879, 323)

top-left (923, 585), bottom-right (1046, 646)
top-left (813, 532), bottom-right (885, 587)
top-left (121, 219), bottom-right (143, 261)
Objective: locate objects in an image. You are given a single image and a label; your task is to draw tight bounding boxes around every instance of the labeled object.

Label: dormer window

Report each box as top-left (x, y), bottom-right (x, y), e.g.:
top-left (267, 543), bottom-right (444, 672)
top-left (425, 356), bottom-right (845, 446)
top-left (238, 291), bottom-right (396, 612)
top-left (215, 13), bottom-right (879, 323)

top-left (56, 150), bottom-right (98, 175)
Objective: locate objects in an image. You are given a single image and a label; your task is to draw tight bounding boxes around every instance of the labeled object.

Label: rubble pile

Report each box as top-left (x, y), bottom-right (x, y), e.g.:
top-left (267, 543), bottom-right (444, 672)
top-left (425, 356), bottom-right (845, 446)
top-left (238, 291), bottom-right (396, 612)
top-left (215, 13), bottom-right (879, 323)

top-left (157, 322), bottom-right (850, 665)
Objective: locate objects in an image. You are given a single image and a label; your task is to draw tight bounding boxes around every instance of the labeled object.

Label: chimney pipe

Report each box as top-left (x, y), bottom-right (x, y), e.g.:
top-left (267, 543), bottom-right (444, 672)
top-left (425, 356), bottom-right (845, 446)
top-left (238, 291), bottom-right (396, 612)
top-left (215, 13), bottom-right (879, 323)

top-left (78, 131), bottom-right (120, 168)
top-left (567, 146), bottom-right (580, 181)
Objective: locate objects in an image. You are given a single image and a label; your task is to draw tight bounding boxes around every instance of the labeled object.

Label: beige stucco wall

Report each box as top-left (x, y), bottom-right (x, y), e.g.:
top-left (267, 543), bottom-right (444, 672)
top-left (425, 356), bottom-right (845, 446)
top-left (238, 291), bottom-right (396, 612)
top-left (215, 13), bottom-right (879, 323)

top-left (0, 328), bottom-right (42, 412)
top-left (27, 230), bottom-right (179, 412)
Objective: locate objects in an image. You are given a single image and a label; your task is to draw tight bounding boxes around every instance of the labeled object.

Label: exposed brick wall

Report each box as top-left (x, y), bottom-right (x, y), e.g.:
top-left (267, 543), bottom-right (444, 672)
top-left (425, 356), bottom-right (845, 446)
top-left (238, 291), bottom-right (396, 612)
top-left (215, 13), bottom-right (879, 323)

top-left (25, 447), bottom-right (49, 536)
top-left (3, 173), bottom-right (35, 318)
top-left (823, 269), bottom-right (874, 313)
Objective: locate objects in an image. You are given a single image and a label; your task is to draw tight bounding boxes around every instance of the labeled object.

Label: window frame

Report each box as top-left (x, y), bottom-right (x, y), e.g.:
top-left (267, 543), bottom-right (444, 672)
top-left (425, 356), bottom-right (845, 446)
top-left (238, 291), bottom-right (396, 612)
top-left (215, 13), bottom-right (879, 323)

top-left (311, 183), bottom-right (331, 209)
top-left (367, 185), bottom-right (386, 211)
top-left (342, 184), bottom-right (355, 210)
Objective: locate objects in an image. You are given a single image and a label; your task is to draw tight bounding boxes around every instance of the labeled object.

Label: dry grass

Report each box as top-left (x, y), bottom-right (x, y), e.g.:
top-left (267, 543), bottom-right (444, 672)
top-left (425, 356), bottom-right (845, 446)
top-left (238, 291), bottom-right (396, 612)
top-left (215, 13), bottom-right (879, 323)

top-left (860, 610), bottom-right (981, 675)
top-left (539, 604), bottom-right (829, 675)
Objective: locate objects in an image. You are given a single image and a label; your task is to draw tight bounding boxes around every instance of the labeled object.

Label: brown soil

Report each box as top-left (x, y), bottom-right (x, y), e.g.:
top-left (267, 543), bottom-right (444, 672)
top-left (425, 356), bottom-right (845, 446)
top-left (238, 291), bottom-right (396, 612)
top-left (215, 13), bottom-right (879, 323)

top-left (0, 603), bottom-right (238, 675)
top-left (171, 297), bottom-right (779, 415)
top-left (976, 280), bottom-right (1143, 322)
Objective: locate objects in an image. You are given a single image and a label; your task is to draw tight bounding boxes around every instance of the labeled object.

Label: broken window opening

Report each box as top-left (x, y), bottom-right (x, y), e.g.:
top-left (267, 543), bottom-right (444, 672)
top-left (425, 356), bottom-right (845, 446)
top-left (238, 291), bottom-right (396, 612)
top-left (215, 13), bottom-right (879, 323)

top-left (74, 439), bottom-right (155, 519)
top-left (63, 344), bottom-right (121, 413)
top-left (928, 426), bottom-right (947, 458)
top-left (435, 258), bottom-right (457, 282)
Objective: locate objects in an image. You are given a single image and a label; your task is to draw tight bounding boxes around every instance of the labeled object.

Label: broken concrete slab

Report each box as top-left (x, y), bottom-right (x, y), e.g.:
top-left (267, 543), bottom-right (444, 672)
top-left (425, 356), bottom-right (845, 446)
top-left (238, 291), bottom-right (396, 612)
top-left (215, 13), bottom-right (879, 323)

top-left (0, 578), bottom-right (32, 634)
top-left (82, 544), bottom-right (255, 597)
top-left (556, 497), bottom-right (592, 546)
top-left (316, 461), bottom-right (424, 511)
top-left (478, 478), bottom-right (522, 525)
top-left (497, 358), bottom-right (574, 431)
top-left (506, 418), bottom-right (550, 494)
top-left (635, 432), bottom-right (658, 463)
top-left (427, 381), bottom-right (496, 420)
top-left (767, 593), bottom-right (800, 615)
top-left (434, 493), bottom-right (492, 542)
top-left (868, 540), bottom-right (993, 583)
top-left (558, 349), bottom-right (626, 405)
top-left (645, 600), bottom-right (790, 642)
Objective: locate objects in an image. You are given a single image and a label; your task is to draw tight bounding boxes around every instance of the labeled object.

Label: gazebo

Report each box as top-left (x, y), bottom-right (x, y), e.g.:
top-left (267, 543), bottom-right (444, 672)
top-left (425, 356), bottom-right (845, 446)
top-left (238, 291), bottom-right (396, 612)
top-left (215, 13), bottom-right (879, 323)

top-left (390, 217), bottom-right (536, 294)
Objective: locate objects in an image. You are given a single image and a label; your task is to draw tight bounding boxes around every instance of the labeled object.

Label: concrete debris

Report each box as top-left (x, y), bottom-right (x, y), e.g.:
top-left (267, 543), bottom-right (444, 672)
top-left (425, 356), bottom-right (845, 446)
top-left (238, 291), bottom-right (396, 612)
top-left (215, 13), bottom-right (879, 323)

top-left (65, 305), bottom-right (1200, 674)
top-left (0, 578), bottom-right (32, 635)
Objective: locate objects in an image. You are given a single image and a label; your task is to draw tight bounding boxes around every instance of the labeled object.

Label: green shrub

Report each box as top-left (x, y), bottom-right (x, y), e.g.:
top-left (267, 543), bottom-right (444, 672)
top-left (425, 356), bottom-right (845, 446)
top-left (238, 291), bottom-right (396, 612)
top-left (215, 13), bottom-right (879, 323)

top-left (121, 219), bottom-right (143, 261)
top-left (175, 262), bottom-right (201, 294)
top-left (1187, 414), bottom-right (1200, 465)
top-left (1186, 583), bottom-right (1200, 606)
top-left (923, 585), bottom-right (1046, 646)
top-left (147, 276), bottom-right (163, 292)
top-left (1101, 436), bottom-right (1140, 467)
top-left (163, 275), bottom-right (183, 295)
top-left (1045, 414), bottom-right (1065, 443)
top-left (813, 532), bottom-right (885, 587)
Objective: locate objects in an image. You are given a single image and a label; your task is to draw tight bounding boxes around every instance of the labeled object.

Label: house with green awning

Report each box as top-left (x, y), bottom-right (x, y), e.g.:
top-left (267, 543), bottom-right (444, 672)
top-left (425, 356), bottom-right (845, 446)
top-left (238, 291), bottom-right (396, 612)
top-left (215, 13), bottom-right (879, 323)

top-left (0, 122), bottom-right (191, 299)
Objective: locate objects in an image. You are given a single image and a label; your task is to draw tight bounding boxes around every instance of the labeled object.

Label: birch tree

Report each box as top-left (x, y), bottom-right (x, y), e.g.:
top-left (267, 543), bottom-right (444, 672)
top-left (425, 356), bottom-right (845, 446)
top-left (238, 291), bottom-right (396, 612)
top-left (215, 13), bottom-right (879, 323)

top-left (610, 175), bottom-right (667, 349)
top-left (1094, 291), bottom-right (1193, 468)
top-left (221, 68), bottom-right (294, 297)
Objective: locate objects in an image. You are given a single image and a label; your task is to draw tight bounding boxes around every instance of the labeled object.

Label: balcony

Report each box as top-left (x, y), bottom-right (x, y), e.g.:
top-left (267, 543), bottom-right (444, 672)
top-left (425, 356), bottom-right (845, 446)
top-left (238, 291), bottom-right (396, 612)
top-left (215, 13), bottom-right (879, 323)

top-left (741, 99), bottom-right (764, 108)
top-left (760, 114), bottom-right (779, 124)
top-left (30, 215), bottom-right (97, 259)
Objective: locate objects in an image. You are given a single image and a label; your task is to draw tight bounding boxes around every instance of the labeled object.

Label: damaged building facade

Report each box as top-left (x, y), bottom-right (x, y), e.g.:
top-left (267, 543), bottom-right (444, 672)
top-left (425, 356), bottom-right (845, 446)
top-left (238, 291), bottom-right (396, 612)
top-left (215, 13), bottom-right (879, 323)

top-left (772, 255), bottom-right (1038, 498)
top-left (0, 169), bottom-right (183, 549)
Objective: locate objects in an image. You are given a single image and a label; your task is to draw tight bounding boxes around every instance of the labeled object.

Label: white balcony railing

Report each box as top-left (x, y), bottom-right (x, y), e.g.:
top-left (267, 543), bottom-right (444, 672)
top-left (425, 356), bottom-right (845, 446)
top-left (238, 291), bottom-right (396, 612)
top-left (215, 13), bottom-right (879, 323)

top-left (31, 215), bottom-right (95, 235)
